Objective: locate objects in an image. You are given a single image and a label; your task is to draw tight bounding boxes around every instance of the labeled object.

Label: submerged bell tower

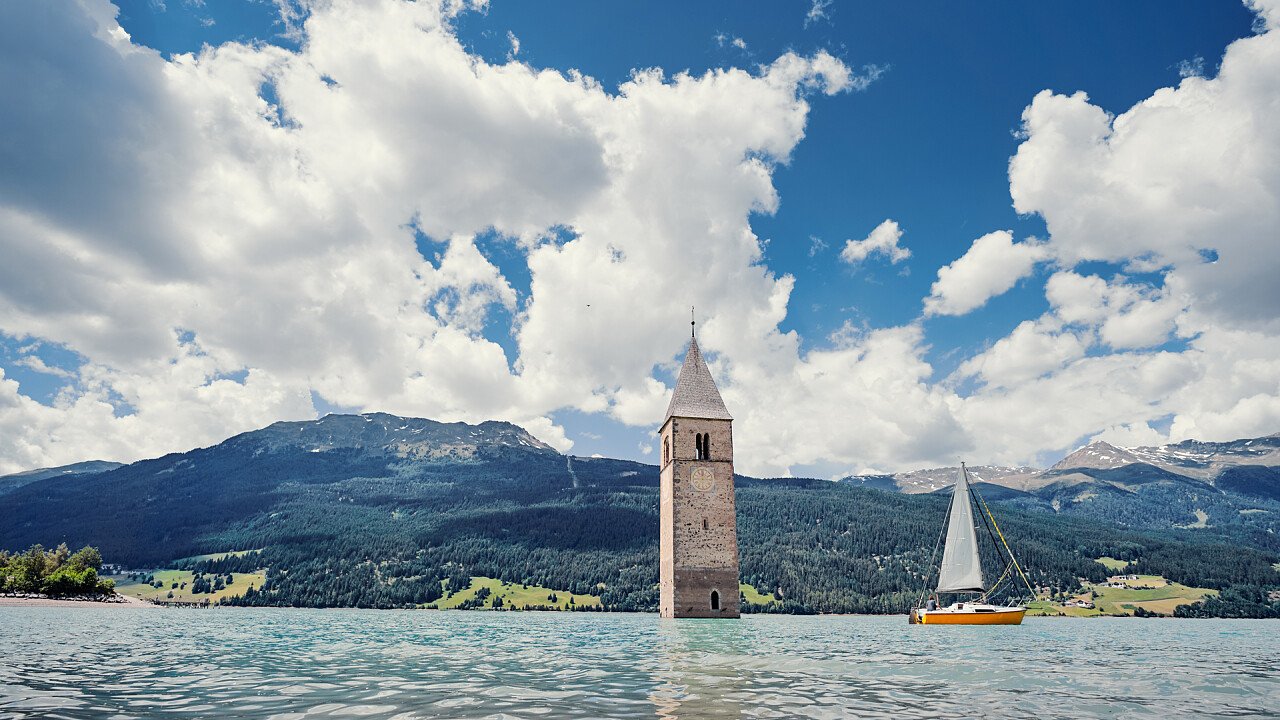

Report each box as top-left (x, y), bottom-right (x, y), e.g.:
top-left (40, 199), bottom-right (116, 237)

top-left (659, 319), bottom-right (740, 619)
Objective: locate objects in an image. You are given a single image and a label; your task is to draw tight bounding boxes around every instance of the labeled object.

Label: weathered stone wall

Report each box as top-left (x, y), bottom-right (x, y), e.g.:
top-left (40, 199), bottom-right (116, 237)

top-left (659, 416), bottom-right (740, 619)
top-left (671, 567), bottom-right (740, 618)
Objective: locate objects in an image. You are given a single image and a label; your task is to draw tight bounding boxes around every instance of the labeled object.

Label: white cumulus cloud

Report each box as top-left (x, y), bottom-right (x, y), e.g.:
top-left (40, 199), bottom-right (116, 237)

top-left (954, 318), bottom-right (1089, 390)
top-left (840, 219), bottom-right (910, 266)
top-left (1009, 17), bottom-right (1280, 333)
top-left (923, 231), bottom-right (1049, 316)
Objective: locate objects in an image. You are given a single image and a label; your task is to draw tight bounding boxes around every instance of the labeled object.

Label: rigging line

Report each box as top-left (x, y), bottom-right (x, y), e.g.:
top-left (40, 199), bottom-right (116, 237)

top-left (991, 558), bottom-right (1016, 603)
top-left (972, 483), bottom-right (1038, 598)
top-left (980, 550), bottom-right (1013, 601)
top-left (983, 562), bottom-right (1015, 603)
top-left (965, 466), bottom-right (1010, 601)
top-left (976, 486), bottom-right (1037, 600)
top-left (915, 497), bottom-right (951, 610)
top-left (967, 466), bottom-right (1004, 567)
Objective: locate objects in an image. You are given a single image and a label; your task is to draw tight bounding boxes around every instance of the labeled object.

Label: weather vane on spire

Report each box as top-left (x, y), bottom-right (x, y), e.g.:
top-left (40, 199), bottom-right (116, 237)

top-left (691, 306), bottom-right (696, 337)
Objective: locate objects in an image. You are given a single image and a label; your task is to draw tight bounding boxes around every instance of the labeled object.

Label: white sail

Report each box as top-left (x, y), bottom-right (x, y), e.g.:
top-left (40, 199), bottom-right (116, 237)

top-left (936, 465), bottom-right (985, 593)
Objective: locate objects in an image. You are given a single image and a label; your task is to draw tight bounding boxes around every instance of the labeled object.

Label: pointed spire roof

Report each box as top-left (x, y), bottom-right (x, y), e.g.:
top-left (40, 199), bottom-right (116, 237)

top-left (664, 337), bottom-right (733, 423)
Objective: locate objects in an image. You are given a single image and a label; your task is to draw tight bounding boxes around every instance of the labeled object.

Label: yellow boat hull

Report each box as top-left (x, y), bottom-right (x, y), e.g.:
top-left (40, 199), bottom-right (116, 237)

top-left (918, 608), bottom-right (1025, 625)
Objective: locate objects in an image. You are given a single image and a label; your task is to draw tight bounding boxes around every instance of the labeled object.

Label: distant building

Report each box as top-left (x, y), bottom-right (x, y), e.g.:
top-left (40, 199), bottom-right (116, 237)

top-left (658, 330), bottom-right (740, 619)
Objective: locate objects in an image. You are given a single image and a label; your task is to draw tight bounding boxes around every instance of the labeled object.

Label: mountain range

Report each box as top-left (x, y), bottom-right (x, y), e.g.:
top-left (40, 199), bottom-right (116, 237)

top-left (847, 435), bottom-right (1280, 533)
top-left (1, 413), bottom-right (1277, 614)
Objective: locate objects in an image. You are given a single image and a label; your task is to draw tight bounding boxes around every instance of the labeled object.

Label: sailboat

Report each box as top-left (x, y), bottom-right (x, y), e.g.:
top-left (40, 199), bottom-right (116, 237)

top-left (909, 463), bottom-right (1030, 625)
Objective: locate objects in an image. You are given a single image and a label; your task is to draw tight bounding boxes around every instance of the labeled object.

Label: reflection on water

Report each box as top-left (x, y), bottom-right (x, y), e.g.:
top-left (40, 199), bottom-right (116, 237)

top-left (651, 619), bottom-right (749, 718)
top-left (0, 608), bottom-right (1277, 719)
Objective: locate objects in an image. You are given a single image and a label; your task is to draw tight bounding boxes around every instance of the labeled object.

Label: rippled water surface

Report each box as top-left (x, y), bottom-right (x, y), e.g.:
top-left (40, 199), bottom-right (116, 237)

top-left (1, 608), bottom-right (1277, 719)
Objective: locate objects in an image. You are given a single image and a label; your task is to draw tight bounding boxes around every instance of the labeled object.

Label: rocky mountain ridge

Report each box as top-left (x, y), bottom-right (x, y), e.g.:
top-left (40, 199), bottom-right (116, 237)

top-left (0, 414), bottom-right (557, 498)
top-left (846, 433), bottom-right (1280, 533)
top-left (0, 460), bottom-right (124, 496)
top-left (237, 412), bottom-right (556, 461)
top-left (5, 416), bottom-right (1278, 535)
top-left (848, 433), bottom-right (1280, 495)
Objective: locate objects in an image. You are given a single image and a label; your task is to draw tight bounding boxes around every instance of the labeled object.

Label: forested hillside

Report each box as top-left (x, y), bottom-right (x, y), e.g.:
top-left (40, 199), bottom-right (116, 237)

top-left (2, 414), bottom-right (1277, 616)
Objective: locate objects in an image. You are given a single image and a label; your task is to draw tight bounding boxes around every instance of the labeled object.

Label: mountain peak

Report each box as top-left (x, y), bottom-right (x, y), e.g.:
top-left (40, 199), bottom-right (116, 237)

top-left (243, 413), bottom-right (557, 459)
top-left (880, 464), bottom-right (1043, 494)
top-left (1051, 440), bottom-right (1145, 472)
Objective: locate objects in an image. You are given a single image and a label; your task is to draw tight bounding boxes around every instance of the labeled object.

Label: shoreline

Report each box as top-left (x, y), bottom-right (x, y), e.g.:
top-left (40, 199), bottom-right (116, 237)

top-left (0, 594), bottom-right (154, 608)
top-left (3, 599), bottom-right (1267, 619)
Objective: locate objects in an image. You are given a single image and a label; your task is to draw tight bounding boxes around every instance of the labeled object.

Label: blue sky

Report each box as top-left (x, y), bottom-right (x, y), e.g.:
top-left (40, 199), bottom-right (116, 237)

top-left (0, 0), bottom-right (1276, 475)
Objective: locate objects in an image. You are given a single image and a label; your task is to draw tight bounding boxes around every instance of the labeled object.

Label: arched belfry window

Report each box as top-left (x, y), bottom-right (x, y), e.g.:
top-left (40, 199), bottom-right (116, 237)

top-left (694, 433), bottom-right (704, 460)
top-left (705, 434), bottom-right (712, 460)
top-left (663, 438), bottom-right (670, 464)
top-left (710, 590), bottom-right (720, 611)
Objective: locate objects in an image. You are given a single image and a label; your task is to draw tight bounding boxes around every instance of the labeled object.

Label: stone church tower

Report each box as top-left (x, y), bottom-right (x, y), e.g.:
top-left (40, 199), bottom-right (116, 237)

top-left (659, 329), bottom-right (740, 619)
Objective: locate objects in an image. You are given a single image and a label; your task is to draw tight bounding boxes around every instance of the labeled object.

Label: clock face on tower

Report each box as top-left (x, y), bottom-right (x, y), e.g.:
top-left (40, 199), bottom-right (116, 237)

top-left (689, 466), bottom-right (715, 492)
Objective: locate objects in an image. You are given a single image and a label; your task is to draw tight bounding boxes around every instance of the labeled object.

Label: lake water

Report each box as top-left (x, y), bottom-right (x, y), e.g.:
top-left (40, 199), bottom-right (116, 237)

top-left (1, 608), bottom-right (1277, 719)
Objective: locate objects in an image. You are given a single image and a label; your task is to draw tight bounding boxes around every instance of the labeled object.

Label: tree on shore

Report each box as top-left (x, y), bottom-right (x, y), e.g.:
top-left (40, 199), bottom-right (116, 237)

top-left (0, 544), bottom-right (115, 596)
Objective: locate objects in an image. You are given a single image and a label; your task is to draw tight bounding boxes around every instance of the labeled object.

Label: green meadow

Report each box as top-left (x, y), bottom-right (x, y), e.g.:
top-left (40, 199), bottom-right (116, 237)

top-left (1026, 560), bottom-right (1217, 617)
top-left (429, 576), bottom-right (601, 610)
top-left (739, 582), bottom-right (778, 606)
top-left (1091, 579), bottom-right (1217, 615)
top-left (111, 569), bottom-right (266, 605)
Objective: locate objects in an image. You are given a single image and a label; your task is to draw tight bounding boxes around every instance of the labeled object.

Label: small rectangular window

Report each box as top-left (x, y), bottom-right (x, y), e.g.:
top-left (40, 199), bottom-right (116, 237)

top-left (702, 517), bottom-right (708, 530)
